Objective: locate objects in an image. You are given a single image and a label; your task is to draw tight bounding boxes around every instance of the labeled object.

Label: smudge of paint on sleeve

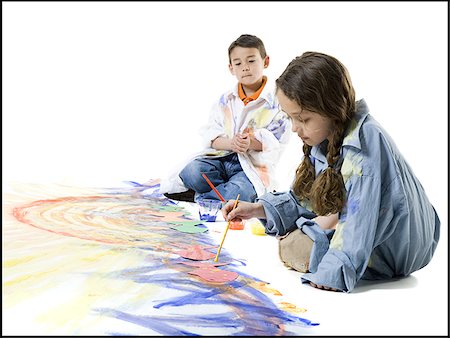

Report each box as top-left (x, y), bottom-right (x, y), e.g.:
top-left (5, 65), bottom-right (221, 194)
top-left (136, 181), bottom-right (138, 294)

top-left (252, 108), bottom-right (273, 128)
top-left (340, 154), bottom-right (363, 184)
top-left (347, 198), bottom-right (359, 215)
top-left (266, 112), bottom-right (289, 140)
top-left (329, 222), bottom-right (345, 250)
top-left (223, 106), bottom-right (233, 138)
top-left (342, 119), bottom-right (358, 144)
top-left (255, 165), bottom-right (270, 187)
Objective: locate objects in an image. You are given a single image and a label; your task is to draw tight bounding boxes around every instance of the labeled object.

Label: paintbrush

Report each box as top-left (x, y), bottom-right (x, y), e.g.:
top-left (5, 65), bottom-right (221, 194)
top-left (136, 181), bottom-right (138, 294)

top-left (201, 173), bottom-right (226, 202)
top-left (214, 194), bottom-right (240, 262)
top-left (202, 172), bottom-right (244, 230)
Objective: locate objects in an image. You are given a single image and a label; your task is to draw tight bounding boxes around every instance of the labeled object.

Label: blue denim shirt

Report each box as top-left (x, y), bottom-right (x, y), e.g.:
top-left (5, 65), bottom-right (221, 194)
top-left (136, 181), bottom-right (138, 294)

top-left (257, 99), bottom-right (440, 292)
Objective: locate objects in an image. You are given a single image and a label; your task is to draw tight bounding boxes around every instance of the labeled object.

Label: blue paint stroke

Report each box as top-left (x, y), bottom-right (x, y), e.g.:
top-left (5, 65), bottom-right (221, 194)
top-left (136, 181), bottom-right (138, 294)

top-left (87, 182), bottom-right (320, 335)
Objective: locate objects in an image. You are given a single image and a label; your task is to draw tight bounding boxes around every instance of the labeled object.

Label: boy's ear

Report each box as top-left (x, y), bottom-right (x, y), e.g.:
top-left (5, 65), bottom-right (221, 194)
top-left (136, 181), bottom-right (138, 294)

top-left (228, 63), bottom-right (235, 75)
top-left (264, 56), bottom-right (270, 68)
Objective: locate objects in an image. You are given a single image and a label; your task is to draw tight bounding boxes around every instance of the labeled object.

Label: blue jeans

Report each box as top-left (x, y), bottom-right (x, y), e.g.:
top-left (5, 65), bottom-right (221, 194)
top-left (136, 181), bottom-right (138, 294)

top-left (179, 153), bottom-right (257, 202)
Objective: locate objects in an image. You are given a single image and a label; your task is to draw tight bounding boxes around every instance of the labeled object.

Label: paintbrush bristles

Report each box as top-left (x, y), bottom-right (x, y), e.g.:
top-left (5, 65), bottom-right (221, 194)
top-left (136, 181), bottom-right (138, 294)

top-left (213, 194), bottom-right (240, 262)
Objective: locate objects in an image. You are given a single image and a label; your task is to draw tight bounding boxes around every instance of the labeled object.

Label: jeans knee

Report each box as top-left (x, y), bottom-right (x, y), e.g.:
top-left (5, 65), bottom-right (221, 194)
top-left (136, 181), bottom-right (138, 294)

top-left (179, 161), bottom-right (202, 186)
top-left (239, 190), bottom-right (257, 202)
top-left (222, 181), bottom-right (256, 202)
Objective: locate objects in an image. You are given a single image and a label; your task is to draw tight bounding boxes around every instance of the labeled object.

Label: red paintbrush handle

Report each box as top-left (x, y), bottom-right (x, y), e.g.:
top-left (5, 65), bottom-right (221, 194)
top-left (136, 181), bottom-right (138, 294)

top-left (201, 173), bottom-right (226, 202)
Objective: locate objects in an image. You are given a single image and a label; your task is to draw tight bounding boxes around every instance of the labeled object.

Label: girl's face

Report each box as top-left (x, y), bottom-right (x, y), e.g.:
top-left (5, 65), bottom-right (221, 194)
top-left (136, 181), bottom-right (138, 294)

top-left (277, 89), bottom-right (333, 146)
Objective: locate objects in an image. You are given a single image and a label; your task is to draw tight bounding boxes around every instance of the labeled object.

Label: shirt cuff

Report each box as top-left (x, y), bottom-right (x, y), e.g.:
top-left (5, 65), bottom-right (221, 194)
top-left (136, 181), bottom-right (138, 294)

top-left (257, 191), bottom-right (315, 236)
top-left (300, 248), bottom-right (357, 292)
top-left (297, 220), bottom-right (330, 271)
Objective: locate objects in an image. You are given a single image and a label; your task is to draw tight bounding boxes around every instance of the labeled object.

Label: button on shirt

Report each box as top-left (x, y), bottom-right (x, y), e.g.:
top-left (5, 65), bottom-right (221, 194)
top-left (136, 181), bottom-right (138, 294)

top-left (257, 99), bottom-right (441, 292)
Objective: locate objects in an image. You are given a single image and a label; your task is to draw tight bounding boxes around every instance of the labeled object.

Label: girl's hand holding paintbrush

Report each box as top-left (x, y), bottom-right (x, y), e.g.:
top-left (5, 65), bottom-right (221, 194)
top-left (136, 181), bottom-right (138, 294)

top-left (222, 200), bottom-right (266, 221)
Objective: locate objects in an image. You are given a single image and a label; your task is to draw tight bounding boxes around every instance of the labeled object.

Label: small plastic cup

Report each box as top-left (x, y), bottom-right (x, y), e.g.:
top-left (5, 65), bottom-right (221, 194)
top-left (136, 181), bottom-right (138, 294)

top-left (229, 218), bottom-right (245, 230)
top-left (248, 219), bottom-right (266, 235)
top-left (196, 198), bottom-right (222, 222)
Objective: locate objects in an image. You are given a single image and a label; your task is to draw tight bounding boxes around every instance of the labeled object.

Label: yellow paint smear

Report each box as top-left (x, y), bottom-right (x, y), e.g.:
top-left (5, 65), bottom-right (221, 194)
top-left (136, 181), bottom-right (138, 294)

top-left (249, 281), bottom-right (282, 296)
top-left (279, 301), bottom-right (307, 314)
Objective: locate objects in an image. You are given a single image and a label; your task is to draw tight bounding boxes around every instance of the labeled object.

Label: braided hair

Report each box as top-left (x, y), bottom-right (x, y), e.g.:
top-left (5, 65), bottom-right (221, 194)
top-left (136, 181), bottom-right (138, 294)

top-left (276, 52), bottom-right (356, 215)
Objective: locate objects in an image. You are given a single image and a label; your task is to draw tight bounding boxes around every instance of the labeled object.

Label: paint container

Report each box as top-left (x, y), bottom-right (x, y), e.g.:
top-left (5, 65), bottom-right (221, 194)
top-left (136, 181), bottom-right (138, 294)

top-left (229, 218), bottom-right (245, 230)
top-left (196, 198), bottom-right (222, 222)
top-left (248, 219), bottom-right (266, 235)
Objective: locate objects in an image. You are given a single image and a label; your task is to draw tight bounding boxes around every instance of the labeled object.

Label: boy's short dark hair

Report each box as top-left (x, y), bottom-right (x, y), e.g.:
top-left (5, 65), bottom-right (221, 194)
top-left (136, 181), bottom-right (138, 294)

top-left (228, 34), bottom-right (267, 64)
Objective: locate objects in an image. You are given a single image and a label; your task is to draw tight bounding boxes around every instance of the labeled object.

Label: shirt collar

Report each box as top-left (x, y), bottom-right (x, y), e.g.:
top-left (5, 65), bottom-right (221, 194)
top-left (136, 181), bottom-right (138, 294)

top-left (341, 99), bottom-right (370, 150)
top-left (238, 76), bottom-right (267, 105)
top-left (228, 76), bottom-right (276, 107)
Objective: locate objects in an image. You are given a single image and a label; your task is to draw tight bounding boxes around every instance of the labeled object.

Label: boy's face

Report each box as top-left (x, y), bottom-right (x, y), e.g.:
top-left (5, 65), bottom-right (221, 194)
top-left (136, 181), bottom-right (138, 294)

top-left (228, 47), bottom-right (269, 87)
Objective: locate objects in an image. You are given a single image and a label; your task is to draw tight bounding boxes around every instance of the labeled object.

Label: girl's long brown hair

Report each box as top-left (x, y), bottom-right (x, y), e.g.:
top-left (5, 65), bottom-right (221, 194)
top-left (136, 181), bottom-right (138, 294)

top-left (276, 52), bottom-right (356, 215)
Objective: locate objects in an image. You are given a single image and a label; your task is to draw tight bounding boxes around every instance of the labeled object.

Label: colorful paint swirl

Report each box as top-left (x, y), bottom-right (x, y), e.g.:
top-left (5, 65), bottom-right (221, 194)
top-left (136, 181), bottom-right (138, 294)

top-left (3, 181), bottom-right (318, 335)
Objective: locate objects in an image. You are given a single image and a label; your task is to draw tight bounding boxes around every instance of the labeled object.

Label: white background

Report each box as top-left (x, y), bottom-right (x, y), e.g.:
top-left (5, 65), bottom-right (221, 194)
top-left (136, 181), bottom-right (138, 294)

top-left (3, 1), bottom-right (448, 335)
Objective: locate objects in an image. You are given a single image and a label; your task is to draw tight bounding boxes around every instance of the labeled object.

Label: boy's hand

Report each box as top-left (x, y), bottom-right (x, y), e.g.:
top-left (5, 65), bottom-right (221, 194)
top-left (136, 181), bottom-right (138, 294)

top-left (243, 127), bottom-right (263, 152)
top-left (231, 133), bottom-right (251, 153)
top-left (222, 200), bottom-right (266, 221)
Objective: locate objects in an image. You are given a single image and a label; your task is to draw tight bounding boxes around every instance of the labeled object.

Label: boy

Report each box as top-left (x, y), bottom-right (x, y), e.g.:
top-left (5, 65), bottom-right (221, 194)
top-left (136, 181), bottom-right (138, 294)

top-left (160, 34), bottom-right (291, 202)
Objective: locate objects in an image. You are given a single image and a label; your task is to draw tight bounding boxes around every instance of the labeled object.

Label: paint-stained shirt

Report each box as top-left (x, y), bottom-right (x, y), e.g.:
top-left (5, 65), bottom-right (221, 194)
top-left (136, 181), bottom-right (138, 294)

top-left (198, 80), bottom-right (291, 196)
top-left (257, 99), bottom-right (440, 292)
top-left (160, 79), bottom-right (291, 196)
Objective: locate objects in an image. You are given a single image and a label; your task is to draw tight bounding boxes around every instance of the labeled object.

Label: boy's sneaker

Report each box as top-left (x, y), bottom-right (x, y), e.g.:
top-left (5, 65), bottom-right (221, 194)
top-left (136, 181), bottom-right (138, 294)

top-left (163, 189), bottom-right (196, 203)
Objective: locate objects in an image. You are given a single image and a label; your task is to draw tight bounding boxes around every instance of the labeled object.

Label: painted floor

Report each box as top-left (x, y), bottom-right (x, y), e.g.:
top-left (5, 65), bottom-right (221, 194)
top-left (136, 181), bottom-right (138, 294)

top-left (2, 180), bottom-right (448, 335)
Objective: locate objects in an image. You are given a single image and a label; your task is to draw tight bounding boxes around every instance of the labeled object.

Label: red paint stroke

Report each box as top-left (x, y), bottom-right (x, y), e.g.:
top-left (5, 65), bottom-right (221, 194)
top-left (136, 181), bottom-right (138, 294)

top-left (188, 267), bottom-right (239, 283)
top-left (179, 261), bottom-right (230, 268)
top-left (11, 195), bottom-right (198, 246)
top-left (12, 196), bottom-right (126, 245)
top-left (169, 242), bottom-right (217, 250)
top-left (176, 245), bottom-right (216, 261)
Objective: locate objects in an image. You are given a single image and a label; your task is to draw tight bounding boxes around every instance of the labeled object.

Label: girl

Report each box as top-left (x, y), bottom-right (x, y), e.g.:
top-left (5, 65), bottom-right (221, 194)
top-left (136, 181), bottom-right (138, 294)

top-left (222, 52), bottom-right (440, 293)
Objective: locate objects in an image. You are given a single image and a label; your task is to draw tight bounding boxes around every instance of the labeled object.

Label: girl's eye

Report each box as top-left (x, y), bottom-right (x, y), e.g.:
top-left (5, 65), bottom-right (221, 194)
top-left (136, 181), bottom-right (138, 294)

top-left (249, 60), bottom-right (255, 63)
top-left (297, 116), bottom-right (308, 124)
top-left (235, 63), bottom-right (241, 66)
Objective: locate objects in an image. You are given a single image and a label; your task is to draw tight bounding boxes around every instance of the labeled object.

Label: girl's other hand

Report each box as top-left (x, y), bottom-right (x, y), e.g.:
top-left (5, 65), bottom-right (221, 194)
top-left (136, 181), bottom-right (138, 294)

top-left (314, 213), bottom-right (339, 230)
top-left (309, 282), bottom-right (339, 292)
